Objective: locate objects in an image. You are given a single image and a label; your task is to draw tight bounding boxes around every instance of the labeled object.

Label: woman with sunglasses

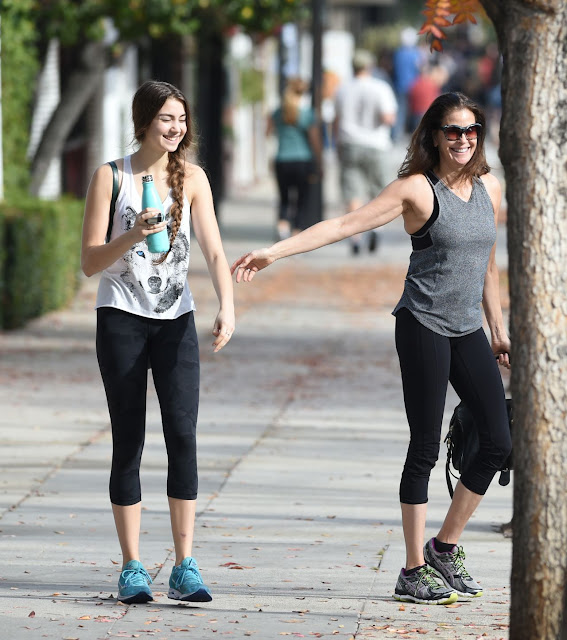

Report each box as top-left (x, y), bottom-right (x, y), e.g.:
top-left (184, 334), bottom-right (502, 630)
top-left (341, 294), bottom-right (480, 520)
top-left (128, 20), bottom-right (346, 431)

top-left (231, 92), bottom-right (511, 605)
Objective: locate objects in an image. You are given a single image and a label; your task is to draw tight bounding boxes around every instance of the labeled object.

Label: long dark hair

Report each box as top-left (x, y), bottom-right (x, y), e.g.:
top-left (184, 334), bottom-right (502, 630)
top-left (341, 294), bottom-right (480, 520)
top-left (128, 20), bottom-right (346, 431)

top-left (132, 80), bottom-right (192, 257)
top-left (398, 92), bottom-right (490, 181)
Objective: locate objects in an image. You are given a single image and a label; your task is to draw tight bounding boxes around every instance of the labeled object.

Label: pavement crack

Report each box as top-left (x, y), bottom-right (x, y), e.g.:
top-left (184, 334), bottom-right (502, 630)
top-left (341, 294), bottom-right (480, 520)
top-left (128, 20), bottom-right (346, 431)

top-left (352, 543), bottom-right (390, 639)
top-left (0, 426), bottom-right (110, 520)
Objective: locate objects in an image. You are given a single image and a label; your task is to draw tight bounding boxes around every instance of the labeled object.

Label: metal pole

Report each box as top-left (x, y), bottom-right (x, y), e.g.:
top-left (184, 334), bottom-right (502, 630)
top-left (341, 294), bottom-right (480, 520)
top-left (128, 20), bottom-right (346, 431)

top-left (308, 0), bottom-right (324, 226)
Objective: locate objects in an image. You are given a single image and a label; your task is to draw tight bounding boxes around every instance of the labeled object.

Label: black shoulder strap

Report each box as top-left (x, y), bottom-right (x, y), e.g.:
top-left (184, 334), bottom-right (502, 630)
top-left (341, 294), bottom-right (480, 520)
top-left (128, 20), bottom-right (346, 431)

top-left (106, 161), bottom-right (119, 243)
top-left (425, 169), bottom-right (440, 185)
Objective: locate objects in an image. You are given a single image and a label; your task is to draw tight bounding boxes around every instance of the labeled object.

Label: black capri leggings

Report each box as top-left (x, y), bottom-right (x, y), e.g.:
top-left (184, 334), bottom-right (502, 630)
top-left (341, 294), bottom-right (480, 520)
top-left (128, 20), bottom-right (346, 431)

top-left (395, 308), bottom-right (511, 504)
top-left (96, 307), bottom-right (200, 506)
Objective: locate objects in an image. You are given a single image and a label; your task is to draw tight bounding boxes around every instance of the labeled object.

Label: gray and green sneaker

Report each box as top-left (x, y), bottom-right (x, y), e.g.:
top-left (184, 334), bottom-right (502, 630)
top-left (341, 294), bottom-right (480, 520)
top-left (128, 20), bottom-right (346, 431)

top-left (424, 538), bottom-right (483, 598)
top-left (394, 564), bottom-right (458, 605)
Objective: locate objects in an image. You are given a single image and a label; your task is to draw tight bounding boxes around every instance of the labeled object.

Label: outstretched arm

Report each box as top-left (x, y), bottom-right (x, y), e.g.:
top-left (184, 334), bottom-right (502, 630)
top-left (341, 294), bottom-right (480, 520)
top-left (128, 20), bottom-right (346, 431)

top-left (231, 177), bottom-right (411, 282)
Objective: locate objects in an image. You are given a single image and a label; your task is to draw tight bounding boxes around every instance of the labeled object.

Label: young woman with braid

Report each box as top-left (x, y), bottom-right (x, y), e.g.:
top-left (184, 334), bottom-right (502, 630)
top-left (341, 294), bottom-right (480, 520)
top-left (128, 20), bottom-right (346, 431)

top-left (81, 80), bottom-right (234, 604)
top-left (232, 92), bottom-right (511, 605)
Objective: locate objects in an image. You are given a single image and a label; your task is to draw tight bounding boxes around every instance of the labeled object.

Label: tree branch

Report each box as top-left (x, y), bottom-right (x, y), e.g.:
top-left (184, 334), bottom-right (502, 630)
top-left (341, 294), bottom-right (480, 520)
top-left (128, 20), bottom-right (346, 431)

top-left (29, 41), bottom-right (108, 197)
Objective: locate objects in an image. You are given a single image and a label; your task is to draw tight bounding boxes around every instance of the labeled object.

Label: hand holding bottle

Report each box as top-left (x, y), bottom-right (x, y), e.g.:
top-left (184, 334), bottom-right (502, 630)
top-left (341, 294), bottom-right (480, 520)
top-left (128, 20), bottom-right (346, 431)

top-left (130, 208), bottom-right (168, 244)
top-left (141, 174), bottom-right (170, 253)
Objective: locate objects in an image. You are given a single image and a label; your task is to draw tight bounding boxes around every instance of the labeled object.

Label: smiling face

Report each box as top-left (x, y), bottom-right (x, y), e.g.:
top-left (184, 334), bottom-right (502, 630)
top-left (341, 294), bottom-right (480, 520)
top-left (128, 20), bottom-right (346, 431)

top-left (145, 97), bottom-right (188, 154)
top-left (433, 108), bottom-right (478, 172)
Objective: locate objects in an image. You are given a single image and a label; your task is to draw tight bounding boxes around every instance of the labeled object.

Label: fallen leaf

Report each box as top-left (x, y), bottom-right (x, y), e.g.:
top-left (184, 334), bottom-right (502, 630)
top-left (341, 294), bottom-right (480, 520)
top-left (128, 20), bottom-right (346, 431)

top-left (280, 619), bottom-right (306, 624)
top-left (28, 611), bottom-right (36, 618)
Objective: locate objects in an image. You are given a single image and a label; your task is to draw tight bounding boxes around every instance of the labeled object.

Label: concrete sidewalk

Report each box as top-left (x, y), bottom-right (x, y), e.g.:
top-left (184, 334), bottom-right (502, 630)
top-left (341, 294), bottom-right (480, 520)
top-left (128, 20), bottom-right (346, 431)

top-left (0, 148), bottom-right (512, 640)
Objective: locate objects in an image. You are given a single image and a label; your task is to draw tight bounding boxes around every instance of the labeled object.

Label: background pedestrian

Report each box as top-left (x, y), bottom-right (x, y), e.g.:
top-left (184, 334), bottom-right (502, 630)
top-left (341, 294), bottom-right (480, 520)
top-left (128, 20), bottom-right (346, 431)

top-left (267, 77), bottom-right (322, 240)
top-left (334, 49), bottom-right (397, 254)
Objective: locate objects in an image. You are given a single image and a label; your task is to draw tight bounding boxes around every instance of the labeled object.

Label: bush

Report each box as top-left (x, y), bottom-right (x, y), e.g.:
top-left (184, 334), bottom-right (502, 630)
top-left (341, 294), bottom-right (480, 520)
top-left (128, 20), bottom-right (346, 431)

top-left (0, 196), bottom-right (84, 330)
top-left (0, 0), bottom-right (39, 198)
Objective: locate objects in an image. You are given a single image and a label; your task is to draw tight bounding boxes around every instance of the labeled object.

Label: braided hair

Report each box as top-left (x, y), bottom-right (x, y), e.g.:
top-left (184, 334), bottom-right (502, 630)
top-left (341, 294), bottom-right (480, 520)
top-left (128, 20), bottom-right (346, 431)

top-left (132, 80), bottom-right (193, 262)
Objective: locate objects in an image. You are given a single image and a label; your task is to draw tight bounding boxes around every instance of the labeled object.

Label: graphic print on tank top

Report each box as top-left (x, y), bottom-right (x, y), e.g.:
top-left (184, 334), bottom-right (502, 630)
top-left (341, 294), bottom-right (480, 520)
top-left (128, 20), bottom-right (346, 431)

top-left (118, 205), bottom-right (190, 314)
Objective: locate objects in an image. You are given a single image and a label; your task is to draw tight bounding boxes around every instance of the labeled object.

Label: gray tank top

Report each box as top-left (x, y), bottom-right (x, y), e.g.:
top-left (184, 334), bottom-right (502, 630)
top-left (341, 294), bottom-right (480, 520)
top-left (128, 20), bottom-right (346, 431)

top-left (392, 171), bottom-right (496, 337)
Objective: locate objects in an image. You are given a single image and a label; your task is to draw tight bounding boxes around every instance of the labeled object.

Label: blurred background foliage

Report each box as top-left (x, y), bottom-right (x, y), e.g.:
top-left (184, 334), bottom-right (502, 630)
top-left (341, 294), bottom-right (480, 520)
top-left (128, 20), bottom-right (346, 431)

top-left (36, 0), bottom-right (307, 44)
top-left (1, 0), bottom-right (39, 199)
top-left (0, 0), bottom-right (307, 328)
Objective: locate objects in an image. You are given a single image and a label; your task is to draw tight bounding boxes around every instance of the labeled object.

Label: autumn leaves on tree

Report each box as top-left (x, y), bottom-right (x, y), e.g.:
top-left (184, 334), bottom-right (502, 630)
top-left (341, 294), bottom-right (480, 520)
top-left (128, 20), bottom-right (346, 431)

top-left (419, 0), bottom-right (482, 51)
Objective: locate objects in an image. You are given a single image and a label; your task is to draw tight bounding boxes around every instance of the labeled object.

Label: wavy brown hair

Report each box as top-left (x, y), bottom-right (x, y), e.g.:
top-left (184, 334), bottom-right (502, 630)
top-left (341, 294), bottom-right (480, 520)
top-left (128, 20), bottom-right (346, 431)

top-left (398, 92), bottom-right (490, 181)
top-left (132, 80), bottom-right (192, 262)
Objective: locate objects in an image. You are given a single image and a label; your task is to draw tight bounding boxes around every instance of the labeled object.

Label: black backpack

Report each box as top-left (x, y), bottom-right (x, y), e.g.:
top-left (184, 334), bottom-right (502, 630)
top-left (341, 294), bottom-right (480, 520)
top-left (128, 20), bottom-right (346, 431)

top-left (445, 399), bottom-right (513, 498)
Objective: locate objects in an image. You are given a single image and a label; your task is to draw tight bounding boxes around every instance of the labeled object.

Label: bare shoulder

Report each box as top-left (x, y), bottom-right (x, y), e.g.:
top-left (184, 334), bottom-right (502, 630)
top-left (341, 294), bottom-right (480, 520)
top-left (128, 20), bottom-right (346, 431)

top-left (184, 161), bottom-right (208, 186)
top-left (89, 162), bottom-right (113, 193)
top-left (93, 158), bottom-right (123, 181)
top-left (397, 173), bottom-right (433, 207)
top-left (479, 172), bottom-right (501, 197)
top-left (399, 173), bottom-right (431, 192)
top-left (183, 162), bottom-right (212, 202)
top-left (184, 161), bottom-right (207, 181)
top-left (479, 173), bottom-right (502, 215)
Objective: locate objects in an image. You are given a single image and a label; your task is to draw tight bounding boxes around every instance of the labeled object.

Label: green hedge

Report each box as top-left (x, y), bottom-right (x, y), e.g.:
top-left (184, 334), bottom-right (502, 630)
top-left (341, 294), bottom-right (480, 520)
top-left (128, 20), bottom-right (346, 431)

top-left (0, 196), bottom-right (84, 330)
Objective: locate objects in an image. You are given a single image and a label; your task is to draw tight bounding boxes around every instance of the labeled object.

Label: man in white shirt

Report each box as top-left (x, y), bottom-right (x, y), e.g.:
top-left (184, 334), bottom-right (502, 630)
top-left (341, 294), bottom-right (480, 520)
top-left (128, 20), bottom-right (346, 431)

top-left (334, 49), bottom-right (398, 254)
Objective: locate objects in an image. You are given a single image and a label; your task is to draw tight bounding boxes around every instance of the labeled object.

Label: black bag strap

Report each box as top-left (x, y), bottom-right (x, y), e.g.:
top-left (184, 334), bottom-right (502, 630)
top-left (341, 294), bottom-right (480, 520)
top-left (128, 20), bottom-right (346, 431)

top-left (106, 161), bottom-right (119, 243)
top-left (444, 430), bottom-right (456, 499)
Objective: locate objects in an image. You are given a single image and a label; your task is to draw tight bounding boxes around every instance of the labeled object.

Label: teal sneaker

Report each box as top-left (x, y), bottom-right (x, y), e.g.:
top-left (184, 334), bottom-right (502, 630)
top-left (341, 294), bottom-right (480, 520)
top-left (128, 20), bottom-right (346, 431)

top-left (117, 560), bottom-right (153, 604)
top-left (168, 557), bottom-right (212, 602)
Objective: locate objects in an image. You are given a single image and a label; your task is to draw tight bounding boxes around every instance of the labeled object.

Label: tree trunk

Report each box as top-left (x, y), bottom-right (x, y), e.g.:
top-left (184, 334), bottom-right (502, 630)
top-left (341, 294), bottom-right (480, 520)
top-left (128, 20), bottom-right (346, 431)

top-left (481, 1), bottom-right (567, 638)
top-left (29, 41), bottom-right (107, 197)
top-left (195, 20), bottom-right (226, 213)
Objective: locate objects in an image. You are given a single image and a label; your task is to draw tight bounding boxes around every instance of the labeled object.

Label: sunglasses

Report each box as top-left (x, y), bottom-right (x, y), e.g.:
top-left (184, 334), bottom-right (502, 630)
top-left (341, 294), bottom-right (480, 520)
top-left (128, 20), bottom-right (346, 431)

top-left (440, 123), bottom-right (482, 141)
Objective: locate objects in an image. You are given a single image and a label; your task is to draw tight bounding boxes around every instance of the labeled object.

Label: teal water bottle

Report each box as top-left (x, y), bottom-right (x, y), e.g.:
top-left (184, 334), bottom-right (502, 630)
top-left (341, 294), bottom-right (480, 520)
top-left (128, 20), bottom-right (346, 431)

top-left (142, 175), bottom-right (170, 253)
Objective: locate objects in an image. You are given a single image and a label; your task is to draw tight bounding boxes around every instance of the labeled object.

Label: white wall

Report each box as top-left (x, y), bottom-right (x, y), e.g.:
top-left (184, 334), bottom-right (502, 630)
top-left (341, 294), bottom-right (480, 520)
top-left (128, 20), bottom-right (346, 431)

top-left (101, 45), bottom-right (138, 163)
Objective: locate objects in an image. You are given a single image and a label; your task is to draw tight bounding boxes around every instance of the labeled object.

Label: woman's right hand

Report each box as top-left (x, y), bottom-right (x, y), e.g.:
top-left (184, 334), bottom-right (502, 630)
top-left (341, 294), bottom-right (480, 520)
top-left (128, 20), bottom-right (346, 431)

top-left (230, 248), bottom-right (274, 282)
top-left (131, 208), bottom-right (168, 243)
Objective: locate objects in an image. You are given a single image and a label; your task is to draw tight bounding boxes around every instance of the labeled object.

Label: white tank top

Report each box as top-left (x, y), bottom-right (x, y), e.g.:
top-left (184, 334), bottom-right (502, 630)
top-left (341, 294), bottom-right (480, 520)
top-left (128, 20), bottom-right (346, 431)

top-left (95, 155), bottom-right (196, 319)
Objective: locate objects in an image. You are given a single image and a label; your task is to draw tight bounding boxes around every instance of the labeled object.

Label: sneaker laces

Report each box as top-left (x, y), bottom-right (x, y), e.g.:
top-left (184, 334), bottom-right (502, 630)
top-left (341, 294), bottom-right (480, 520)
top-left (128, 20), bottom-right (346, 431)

top-left (122, 565), bottom-right (153, 586)
top-left (174, 561), bottom-right (203, 588)
top-left (451, 546), bottom-right (472, 579)
top-left (416, 565), bottom-right (442, 589)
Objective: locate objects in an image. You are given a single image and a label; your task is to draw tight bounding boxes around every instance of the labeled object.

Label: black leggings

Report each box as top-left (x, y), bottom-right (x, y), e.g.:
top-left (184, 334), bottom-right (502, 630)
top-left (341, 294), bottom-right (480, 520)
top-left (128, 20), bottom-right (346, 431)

top-left (96, 307), bottom-right (200, 506)
top-left (275, 160), bottom-right (313, 230)
top-left (395, 308), bottom-right (511, 504)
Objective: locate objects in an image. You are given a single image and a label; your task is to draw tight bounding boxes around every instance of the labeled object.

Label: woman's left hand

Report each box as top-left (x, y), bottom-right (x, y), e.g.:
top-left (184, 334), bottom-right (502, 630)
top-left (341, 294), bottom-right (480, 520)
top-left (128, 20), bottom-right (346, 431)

top-left (212, 310), bottom-right (235, 353)
top-left (492, 338), bottom-right (511, 370)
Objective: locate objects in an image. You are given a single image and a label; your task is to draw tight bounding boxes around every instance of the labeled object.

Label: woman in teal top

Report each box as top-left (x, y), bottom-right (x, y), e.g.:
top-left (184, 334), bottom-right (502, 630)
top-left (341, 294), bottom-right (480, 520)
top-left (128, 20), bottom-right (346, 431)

top-left (268, 77), bottom-right (321, 239)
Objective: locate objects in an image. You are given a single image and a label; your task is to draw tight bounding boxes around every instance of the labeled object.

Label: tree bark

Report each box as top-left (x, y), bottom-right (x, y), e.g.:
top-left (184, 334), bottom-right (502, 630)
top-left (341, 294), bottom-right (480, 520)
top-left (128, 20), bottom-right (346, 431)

top-left (480, 1), bottom-right (567, 638)
top-left (29, 41), bottom-right (107, 197)
top-left (195, 20), bottom-right (226, 213)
